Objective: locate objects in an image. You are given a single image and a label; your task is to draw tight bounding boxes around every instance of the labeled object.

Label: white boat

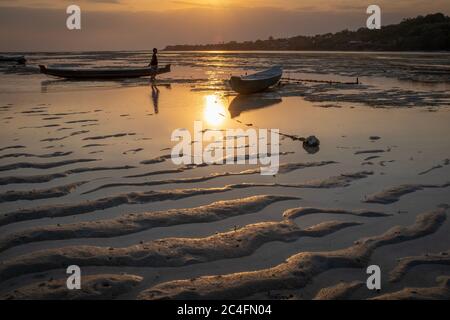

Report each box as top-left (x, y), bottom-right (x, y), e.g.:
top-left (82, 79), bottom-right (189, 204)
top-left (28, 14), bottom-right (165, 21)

top-left (230, 66), bottom-right (283, 94)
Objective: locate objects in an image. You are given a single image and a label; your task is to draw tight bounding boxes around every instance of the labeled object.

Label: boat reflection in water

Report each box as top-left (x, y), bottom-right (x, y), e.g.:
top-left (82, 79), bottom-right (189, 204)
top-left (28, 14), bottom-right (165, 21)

top-left (228, 94), bottom-right (282, 118)
top-left (40, 78), bottom-right (171, 93)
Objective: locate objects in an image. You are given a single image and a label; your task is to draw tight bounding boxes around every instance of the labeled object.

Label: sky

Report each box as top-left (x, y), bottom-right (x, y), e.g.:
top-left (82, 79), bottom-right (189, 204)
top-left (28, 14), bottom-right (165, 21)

top-left (0, 0), bottom-right (449, 51)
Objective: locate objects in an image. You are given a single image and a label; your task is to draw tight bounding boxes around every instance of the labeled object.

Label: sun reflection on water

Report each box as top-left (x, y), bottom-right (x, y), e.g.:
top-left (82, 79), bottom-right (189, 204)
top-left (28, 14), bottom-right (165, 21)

top-left (203, 94), bottom-right (228, 127)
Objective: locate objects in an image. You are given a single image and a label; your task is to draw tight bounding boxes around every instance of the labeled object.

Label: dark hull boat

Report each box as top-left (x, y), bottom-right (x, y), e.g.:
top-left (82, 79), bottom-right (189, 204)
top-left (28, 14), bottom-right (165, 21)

top-left (0, 55), bottom-right (26, 64)
top-left (230, 66), bottom-right (283, 94)
top-left (39, 64), bottom-right (171, 79)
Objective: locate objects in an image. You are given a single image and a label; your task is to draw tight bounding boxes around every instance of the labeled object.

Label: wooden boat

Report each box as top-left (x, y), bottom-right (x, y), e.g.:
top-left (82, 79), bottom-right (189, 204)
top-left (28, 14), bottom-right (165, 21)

top-left (0, 55), bottom-right (26, 64)
top-left (230, 66), bottom-right (283, 94)
top-left (39, 64), bottom-right (171, 79)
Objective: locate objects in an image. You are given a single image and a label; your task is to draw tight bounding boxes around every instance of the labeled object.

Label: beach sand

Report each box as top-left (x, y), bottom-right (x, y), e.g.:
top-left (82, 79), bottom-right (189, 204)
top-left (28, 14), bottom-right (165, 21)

top-left (0, 51), bottom-right (449, 300)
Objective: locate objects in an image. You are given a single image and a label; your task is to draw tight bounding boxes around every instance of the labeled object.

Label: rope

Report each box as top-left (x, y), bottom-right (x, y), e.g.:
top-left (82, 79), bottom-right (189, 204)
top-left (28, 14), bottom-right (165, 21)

top-left (281, 77), bottom-right (360, 85)
top-left (218, 112), bottom-right (305, 142)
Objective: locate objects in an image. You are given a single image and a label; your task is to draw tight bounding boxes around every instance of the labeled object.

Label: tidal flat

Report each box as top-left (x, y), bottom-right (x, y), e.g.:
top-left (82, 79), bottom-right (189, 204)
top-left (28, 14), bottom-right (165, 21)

top-left (0, 51), bottom-right (449, 300)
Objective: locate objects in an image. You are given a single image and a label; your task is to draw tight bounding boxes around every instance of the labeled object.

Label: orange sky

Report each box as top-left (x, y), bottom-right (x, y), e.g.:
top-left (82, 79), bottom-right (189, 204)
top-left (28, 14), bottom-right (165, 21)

top-left (3, 0), bottom-right (450, 12)
top-left (1, 0), bottom-right (449, 51)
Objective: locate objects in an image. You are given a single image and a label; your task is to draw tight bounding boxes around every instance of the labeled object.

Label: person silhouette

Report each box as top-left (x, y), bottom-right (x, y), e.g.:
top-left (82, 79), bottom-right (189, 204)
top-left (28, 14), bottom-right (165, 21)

top-left (149, 48), bottom-right (158, 82)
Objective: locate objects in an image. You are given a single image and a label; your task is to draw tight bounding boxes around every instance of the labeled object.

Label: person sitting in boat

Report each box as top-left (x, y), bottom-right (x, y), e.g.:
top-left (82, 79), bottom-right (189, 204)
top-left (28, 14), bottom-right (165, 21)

top-left (149, 48), bottom-right (158, 81)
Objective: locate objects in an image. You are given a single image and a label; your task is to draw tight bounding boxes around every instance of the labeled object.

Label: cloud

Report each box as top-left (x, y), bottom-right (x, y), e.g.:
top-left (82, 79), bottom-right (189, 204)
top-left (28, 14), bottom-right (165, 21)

top-left (88, 0), bottom-right (121, 3)
top-left (1, 0), bottom-right (450, 13)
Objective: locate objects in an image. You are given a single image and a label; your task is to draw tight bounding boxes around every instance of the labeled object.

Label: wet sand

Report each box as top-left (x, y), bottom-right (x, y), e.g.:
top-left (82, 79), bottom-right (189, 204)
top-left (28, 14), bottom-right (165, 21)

top-left (0, 51), bottom-right (449, 300)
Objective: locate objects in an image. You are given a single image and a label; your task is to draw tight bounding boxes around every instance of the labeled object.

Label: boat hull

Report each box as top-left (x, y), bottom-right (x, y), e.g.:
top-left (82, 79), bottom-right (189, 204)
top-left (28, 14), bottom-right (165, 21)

top-left (230, 67), bottom-right (282, 94)
top-left (39, 64), bottom-right (171, 79)
top-left (0, 55), bottom-right (26, 64)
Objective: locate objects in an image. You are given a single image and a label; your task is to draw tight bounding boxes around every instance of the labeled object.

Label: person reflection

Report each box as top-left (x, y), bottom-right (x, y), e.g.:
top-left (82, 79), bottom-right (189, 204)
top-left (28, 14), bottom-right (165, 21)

top-left (151, 84), bottom-right (160, 114)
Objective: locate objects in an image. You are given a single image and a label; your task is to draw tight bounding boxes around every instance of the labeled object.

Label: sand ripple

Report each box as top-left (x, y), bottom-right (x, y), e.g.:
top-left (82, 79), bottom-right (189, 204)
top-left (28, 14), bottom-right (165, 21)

top-left (0, 220), bottom-right (358, 281)
top-left (313, 281), bottom-right (364, 300)
top-left (364, 182), bottom-right (450, 204)
top-left (1, 274), bottom-right (142, 300)
top-left (0, 195), bottom-right (296, 252)
top-left (371, 276), bottom-right (450, 300)
top-left (0, 181), bottom-right (87, 203)
top-left (0, 165), bottom-right (135, 186)
top-left (389, 251), bottom-right (450, 282)
top-left (137, 209), bottom-right (446, 299)
top-left (0, 171), bottom-right (372, 227)
top-left (0, 158), bottom-right (97, 172)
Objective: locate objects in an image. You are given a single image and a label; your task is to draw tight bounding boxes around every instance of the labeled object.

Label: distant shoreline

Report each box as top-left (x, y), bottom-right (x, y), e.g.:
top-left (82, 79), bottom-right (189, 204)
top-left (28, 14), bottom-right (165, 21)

top-left (163, 50), bottom-right (450, 53)
top-left (164, 13), bottom-right (450, 52)
top-left (1, 50), bottom-right (450, 55)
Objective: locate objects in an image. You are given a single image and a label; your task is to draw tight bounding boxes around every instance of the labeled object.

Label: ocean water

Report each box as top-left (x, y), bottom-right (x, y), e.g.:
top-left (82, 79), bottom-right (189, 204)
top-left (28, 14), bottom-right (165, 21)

top-left (2, 50), bottom-right (450, 92)
top-left (0, 51), bottom-right (449, 300)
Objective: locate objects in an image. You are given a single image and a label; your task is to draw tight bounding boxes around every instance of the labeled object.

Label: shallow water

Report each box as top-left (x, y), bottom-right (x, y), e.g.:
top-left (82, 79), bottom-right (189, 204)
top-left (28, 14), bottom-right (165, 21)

top-left (0, 51), bottom-right (449, 300)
